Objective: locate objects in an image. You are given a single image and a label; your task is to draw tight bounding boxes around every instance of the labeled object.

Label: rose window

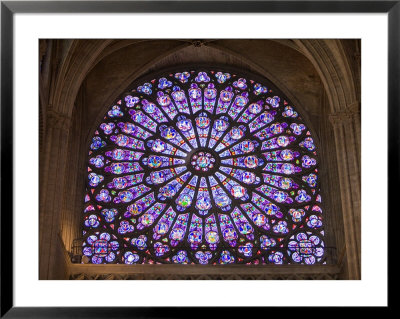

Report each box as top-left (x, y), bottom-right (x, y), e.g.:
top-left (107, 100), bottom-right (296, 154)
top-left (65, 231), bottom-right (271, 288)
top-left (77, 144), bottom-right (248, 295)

top-left (82, 69), bottom-right (325, 265)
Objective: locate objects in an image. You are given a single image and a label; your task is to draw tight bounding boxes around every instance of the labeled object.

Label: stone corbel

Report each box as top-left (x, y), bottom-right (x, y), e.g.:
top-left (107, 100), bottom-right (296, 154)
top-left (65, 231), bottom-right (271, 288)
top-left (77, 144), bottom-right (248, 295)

top-left (328, 101), bottom-right (360, 127)
top-left (46, 108), bottom-right (72, 131)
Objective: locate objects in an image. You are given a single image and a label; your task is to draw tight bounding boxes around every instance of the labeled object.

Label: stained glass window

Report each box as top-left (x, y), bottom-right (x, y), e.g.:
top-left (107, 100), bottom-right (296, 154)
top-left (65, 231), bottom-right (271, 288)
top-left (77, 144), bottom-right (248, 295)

top-left (82, 69), bottom-right (325, 265)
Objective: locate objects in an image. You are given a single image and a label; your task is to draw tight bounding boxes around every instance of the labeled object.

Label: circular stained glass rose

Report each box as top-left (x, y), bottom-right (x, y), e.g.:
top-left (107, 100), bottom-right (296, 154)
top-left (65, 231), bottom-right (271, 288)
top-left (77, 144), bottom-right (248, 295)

top-left (83, 69), bottom-right (324, 264)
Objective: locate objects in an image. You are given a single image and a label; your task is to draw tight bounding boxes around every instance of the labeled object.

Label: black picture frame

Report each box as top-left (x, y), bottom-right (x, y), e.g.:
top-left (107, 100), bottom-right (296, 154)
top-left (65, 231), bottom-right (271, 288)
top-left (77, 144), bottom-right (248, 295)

top-left (1, 0), bottom-right (395, 317)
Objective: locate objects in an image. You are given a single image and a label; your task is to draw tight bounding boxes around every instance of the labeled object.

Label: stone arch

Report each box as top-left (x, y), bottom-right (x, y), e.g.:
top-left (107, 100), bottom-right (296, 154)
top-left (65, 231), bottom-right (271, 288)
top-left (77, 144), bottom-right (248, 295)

top-left (42, 38), bottom-right (360, 122)
top-left (294, 39), bottom-right (359, 113)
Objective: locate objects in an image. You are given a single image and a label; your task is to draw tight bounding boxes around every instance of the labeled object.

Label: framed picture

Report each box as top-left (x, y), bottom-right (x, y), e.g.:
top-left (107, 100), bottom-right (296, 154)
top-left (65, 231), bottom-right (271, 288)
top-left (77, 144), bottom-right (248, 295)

top-left (1, 0), bottom-right (395, 316)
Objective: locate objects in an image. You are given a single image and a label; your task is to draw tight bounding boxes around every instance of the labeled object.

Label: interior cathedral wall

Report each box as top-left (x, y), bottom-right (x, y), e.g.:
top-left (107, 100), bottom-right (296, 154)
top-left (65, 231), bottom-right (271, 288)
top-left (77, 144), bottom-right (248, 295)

top-left (39, 39), bottom-right (360, 280)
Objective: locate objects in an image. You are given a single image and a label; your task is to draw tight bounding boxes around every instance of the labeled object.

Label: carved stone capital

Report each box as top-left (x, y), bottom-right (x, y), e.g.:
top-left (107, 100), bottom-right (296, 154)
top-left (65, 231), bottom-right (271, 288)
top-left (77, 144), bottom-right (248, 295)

top-left (329, 101), bottom-right (360, 127)
top-left (46, 108), bottom-right (71, 131)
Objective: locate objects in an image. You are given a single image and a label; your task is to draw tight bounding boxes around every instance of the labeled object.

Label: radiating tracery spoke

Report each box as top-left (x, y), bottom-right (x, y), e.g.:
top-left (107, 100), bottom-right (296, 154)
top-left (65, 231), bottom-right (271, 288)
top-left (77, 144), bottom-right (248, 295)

top-left (82, 69), bottom-right (325, 265)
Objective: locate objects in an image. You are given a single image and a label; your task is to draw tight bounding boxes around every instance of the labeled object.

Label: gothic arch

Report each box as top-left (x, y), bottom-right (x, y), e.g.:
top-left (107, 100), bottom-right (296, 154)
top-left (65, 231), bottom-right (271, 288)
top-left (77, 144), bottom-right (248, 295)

top-left (294, 39), bottom-right (359, 113)
top-left (40, 39), bottom-right (360, 121)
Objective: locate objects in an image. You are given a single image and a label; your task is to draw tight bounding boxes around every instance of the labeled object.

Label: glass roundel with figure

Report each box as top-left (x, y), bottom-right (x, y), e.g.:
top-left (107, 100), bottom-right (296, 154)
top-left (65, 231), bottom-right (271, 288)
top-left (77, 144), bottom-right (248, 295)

top-left (82, 69), bottom-right (325, 265)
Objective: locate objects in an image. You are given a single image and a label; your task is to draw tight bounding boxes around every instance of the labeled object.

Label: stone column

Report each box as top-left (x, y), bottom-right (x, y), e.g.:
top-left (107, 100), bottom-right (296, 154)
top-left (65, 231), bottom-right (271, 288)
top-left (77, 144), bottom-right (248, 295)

top-left (39, 109), bottom-right (71, 279)
top-left (59, 94), bottom-right (87, 263)
top-left (329, 102), bottom-right (361, 279)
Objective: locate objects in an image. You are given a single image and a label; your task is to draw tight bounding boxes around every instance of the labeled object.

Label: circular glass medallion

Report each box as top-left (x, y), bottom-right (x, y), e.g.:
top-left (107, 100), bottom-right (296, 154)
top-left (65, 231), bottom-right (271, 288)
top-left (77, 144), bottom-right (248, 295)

top-left (191, 151), bottom-right (216, 172)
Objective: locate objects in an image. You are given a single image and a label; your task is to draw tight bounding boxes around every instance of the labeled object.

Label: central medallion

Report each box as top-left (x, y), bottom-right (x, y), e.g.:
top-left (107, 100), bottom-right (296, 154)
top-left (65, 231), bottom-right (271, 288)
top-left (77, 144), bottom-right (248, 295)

top-left (190, 151), bottom-right (216, 172)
